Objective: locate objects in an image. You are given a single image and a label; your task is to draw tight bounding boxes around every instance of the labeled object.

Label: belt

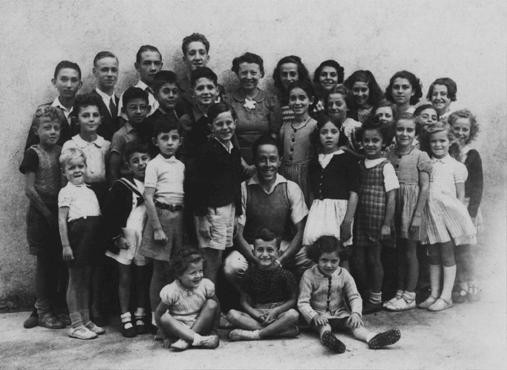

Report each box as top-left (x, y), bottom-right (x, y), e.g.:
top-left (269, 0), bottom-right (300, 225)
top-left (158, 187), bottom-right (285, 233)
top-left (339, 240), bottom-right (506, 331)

top-left (155, 201), bottom-right (183, 212)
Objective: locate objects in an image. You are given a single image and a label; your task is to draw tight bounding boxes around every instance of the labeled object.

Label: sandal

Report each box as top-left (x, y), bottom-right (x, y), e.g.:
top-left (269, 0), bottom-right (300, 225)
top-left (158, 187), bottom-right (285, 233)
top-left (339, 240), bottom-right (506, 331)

top-left (68, 325), bottom-right (97, 340)
top-left (85, 321), bottom-right (105, 335)
top-left (428, 297), bottom-right (453, 312)
top-left (121, 320), bottom-right (137, 338)
top-left (417, 295), bottom-right (437, 309)
top-left (135, 318), bottom-right (148, 335)
top-left (385, 297), bottom-right (416, 311)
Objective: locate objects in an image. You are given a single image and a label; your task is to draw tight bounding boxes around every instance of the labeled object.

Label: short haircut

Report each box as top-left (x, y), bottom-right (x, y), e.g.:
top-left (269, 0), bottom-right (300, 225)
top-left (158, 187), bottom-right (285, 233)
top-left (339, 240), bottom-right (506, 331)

top-left (273, 55), bottom-right (311, 93)
top-left (190, 67), bottom-right (217, 87)
top-left (71, 93), bottom-right (102, 117)
top-left (395, 112), bottom-right (424, 136)
top-left (252, 133), bottom-right (282, 161)
top-left (123, 141), bottom-right (151, 163)
top-left (287, 79), bottom-right (316, 100)
top-left (93, 51), bottom-right (117, 66)
top-left (231, 52), bottom-right (264, 76)
top-left (254, 228), bottom-right (278, 243)
top-left (374, 99), bottom-right (395, 113)
top-left (344, 70), bottom-right (384, 109)
top-left (152, 70), bottom-right (180, 93)
top-left (170, 248), bottom-right (205, 278)
top-left (448, 109), bottom-right (479, 144)
top-left (385, 70), bottom-right (423, 105)
top-left (306, 236), bottom-right (342, 263)
top-left (59, 147), bottom-right (86, 167)
top-left (207, 102), bottom-right (237, 123)
top-left (419, 121), bottom-right (458, 156)
top-left (414, 103), bottom-right (439, 119)
top-left (151, 117), bottom-right (182, 138)
top-left (32, 106), bottom-right (64, 129)
top-left (122, 87), bottom-right (149, 107)
top-left (54, 60), bottom-right (81, 80)
top-left (426, 77), bottom-right (457, 102)
top-left (356, 118), bottom-right (395, 147)
top-left (181, 33), bottom-right (210, 55)
top-left (325, 84), bottom-right (350, 108)
top-left (135, 45), bottom-right (161, 64)
top-left (313, 59), bottom-right (345, 85)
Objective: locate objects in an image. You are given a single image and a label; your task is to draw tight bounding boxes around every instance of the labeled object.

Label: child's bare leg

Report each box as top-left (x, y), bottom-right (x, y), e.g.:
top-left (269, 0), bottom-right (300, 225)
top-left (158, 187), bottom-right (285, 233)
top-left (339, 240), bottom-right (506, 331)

top-left (118, 264), bottom-right (131, 314)
top-left (258, 309), bottom-right (299, 339)
top-left (191, 299), bottom-right (218, 334)
top-left (201, 248), bottom-right (222, 284)
top-left (226, 309), bottom-right (263, 330)
top-left (158, 313), bottom-right (196, 342)
top-left (350, 324), bottom-right (401, 349)
top-left (314, 323), bottom-right (346, 353)
top-left (134, 265), bottom-right (148, 311)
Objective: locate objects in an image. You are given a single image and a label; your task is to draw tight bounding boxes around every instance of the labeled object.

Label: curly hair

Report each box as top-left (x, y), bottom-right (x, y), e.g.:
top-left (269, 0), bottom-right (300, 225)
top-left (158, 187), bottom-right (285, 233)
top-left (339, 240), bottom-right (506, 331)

top-left (313, 59), bottom-right (345, 85)
top-left (170, 248), bottom-right (205, 278)
top-left (356, 118), bottom-right (395, 148)
top-left (181, 33), bottom-right (210, 55)
top-left (272, 55), bottom-right (311, 95)
top-left (344, 70), bottom-right (384, 109)
top-left (385, 70), bottom-right (423, 105)
top-left (418, 122), bottom-right (459, 156)
top-left (426, 77), bottom-right (457, 102)
top-left (231, 52), bottom-right (264, 76)
top-left (448, 109), bottom-right (479, 144)
top-left (306, 236), bottom-right (342, 263)
top-left (59, 147), bottom-right (86, 167)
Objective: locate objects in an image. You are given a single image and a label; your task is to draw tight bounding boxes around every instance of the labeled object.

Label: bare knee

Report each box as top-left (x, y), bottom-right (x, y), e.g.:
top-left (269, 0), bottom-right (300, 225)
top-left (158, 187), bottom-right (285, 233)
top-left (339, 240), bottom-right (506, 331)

top-left (226, 309), bottom-right (242, 323)
top-left (284, 309), bottom-right (299, 324)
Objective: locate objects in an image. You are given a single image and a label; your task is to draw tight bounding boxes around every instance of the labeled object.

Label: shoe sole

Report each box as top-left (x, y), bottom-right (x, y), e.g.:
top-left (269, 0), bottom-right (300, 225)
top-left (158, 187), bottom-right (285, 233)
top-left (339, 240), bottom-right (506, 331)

top-left (321, 331), bottom-right (346, 353)
top-left (368, 329), bottom-right (401, 349)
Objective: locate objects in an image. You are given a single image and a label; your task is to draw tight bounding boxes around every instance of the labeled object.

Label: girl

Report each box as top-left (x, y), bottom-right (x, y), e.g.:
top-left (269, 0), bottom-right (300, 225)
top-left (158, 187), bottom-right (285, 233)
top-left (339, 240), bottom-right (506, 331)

top-left (303, 115), bottom-right (360, 265)
top-left (272, 55), bottom-right (312, 128)
top-left (384, 114), bottom-right (431, 311)
top-left (325, 85), bottom-right (362, 156)
top-left (373, 100), bottom-right (395, 126)
top-left (414, 104), bottom-right (439, 131)
top-left (312, 59), bottom-right (345, 113)
top-left (353, 121), bottom-right (399, 313)
top-left (155, 248), bottom-right (220, 351)
top-left (105, 142), bottom-right (151, 337)
top-left (418, 123), bottom-right (476, 311)
top-left (344, 70), bottom-right (384, 123)
top-left (299, 236), bottom-right (401, 353)
top-left (58, 148), bottom-right (104, 339)
top-left (449, 110), bottom-right (483, 302)
top-left (279, 80), bottom-right (318, 202)
top-left (427, 77), bottom-right (458, 121)
top-left (385, 70), bottom-right (423, 117)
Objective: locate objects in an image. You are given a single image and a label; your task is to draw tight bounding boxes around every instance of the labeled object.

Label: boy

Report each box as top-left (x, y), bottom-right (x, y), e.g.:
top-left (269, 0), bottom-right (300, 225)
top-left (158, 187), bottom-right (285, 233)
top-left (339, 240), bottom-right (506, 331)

top-left (25, 61), bottom-right (83, 149)
top-left (226, 228), bottom-right (300, 341)
top-left (109, 87), bottom-right (150, 183)
top-left (117, 45), bottom-right (163, 120)
top-left (20, 106), bottom-right (67, 329)
top-left (91, 51), bottom-right (120, 141)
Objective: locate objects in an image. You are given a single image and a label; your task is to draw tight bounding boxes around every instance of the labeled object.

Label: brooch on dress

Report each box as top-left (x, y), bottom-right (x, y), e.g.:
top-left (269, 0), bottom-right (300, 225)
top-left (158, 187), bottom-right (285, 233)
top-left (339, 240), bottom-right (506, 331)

top-left (243, 98), bottom-right (256, 111)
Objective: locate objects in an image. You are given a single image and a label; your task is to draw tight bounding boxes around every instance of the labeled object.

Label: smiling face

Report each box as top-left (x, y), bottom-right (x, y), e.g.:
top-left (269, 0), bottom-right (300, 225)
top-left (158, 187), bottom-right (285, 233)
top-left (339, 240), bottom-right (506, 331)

top-left (391, 77), bottom-right (414, 106)
top-left (183, 41), bottom-right (209, 71)
top-left (451, 117), bottom-right (471, 145)
top-left (193, 77), bottom-right (218, 107)
top-left (317, 251), bottom-right (340, 277)
top-left (429, 130), bottom-right (450, 158)
top-left (352, 81), bottom-right (370, 107)
top-left (238, 62), bottom-right (262, 92)
top-left (93, 57), bottom-right (118, 92)
top-left (154, 129), bottom-right (181, 157)
top-left (36, 119), bottom-right (61, 147)
top-left (135, 50), bottom-right (162, 85)
top-left (417, 107), bottom-right (438, 127)
top-left (279, 62), bottom-right (299, 90)
top-left (326, 92), bottom-right (347, 122)
top-left (318, 66), bottom-right (339, 91)
top-left (178, 260), bottom-right (204, 289)
top-left (375, 106), bottom-right (394, 125)
top-left (395, 118), bottom-right (416, 149)
top-left (253, 239), bottom-right (279, 268)
top-left (289, 87), bottom-right (310, 116)
top-left (211, 111), bottom-right (236, 145)
top-left (127, 152), bottom-right (151, 180)
top-left (319, 121), bottom-right (341, 153)
top-left (255, 144), bottom-right (281, 184)
top-left (64, 157), bottom-right (86, 185)
top-left (77, 105), bottom-right (101, 135)
top-left (362, 128), bottom-right (384, 159)
top-left (157, 82), bottom-right (180, 111)
top-left (431, 84), bottom-right (451, 114)
top-left (52, 68), bottom-right (82, 100)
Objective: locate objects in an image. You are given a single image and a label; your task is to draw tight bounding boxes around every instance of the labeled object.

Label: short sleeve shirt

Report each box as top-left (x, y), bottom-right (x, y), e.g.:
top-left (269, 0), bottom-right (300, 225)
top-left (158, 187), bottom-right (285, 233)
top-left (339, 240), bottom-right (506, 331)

top-left (159, 278), bottom-right (215, 319)
top-left (110, 122), bottom-right (138, 156)
top-left (144, 154), bottom-right (185, 205)
top-left (430, 155), bottom-right (468, 195)
top-left (364, 158), bottom-right (400, 192)
top-left (58, 182), bottom-right (101, 221)
top-left (62, 135), bottom-right (110, 183)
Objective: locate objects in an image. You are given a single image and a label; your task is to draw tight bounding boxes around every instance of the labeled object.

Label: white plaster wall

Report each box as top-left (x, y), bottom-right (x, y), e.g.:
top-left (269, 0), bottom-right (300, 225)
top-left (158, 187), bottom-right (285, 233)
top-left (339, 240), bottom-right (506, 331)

top-left (0, 0), bottom-right (505, 304)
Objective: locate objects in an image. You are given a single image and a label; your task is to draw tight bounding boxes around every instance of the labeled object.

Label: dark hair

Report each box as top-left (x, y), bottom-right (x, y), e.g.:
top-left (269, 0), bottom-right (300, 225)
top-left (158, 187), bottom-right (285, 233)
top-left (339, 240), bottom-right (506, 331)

top-left (151, 117), bottom-right (182, 138)
top-left (181, 33), bottom-right (210, 55)
top-left (191, 67), bottom-right (218, 87)
top-left (356, 118), bottom-right (395, 147)
top-left (306, 236), bottom-right (342, 263)
top-left (71, 93), bottom-right (102, 117)
top-left (152, 70), bottom-right (180, 93)
top-left (252, 133), bottom-right (282, 161)
top-left (135, 45), bottom-right (161, 64)
top-left (231, 52), bottom-right (264, 76)
top-left (311, 113), bottom-right (348, 150)
top-left (123, 141), bottom-right (151, 163)
top-left (385, 70), bottom-right (423, 105)
top-left (343, 70), bottom-right (384, 109)
top-left (170, 248), bottom-right (205, 278)
top-left (448, 109), bottom-right (479, 144)
top-left (53, 60), bottom-right (81, 80)
top-left (254, 228), bottom-right (278, 243)
top-left (414, 103), bottom-right (439, 119)
top-left (93, 51), bottom-right (117, 66)
top-left (426, 77), bottom-right (457, 102)
top-left (324, 84), bottom-right (350, 110)
top-left (122, 87), bottom-right (149, 107)
top-left (288, 80), bottom-right (316, 101)
top-left (207, 102), bottom-right (237, 123)
top-left (273, 55), bottom-right (311, 94)
top-left (394, 112), bottom-right (424, 137)
top-left (313, 59), bottom-right (345, 85)
top-left (374, 99), bottom-right (395, 113)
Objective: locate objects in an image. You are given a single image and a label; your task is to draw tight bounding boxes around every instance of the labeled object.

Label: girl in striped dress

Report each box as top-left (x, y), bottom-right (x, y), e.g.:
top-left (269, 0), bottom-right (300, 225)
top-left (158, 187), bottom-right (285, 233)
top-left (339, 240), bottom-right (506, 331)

top-left (418, 123), bottom-right (476, 311)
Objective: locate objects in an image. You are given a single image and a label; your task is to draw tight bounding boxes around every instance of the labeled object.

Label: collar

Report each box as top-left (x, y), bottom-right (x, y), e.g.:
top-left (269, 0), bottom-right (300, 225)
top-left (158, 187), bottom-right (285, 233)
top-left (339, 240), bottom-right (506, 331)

top-left (314, 264), bottom-right (342, 278)
top-left (156, 153), bottom-right (178, 163)
top-left (213, 137), bottom-right (233, 153)
top-left (232, 88), bottom-right (266, 103)
top-left (135, 80), bottom-right (154, 95)
top-left (95, 87), bottom-right (114, 101)
top-left (72, 134), bottom-right (105, 148)
top-left (318, 149), bottom-right (344, 160)
top-left (247, 173), bottom-right (287, 194)
top-left (52, 97), bottom-right (73, 114)
top-left (432, 154), bottom-right (452, 164)
top-left (124, 121), bottom-right (136, 134)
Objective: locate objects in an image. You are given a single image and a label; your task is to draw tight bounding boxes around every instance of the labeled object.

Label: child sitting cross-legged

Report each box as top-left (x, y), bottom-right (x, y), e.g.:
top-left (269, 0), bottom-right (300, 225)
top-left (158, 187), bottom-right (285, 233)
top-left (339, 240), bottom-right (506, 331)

top-left (226, 228), bottom-right (300, 341)
top-left (298, 236), bottom-right (401, 353)
top-left (155, 248), bottom-right (220, 351)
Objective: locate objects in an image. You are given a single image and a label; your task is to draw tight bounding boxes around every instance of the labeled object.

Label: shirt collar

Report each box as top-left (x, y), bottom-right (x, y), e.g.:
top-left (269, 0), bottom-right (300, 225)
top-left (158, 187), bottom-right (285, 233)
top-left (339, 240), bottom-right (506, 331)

top-left (247, 173), bottom-right (287, 194)
top-left (52, 97), bottom-right (73, 114)
top-left (124, 121), bottom-right (136, 134)
top-left (72, 134), bottom-right (105, 148)
top-left (432, 154), bottom-right (452, 164)
top-left (213, 137), bottom-right (233, 153)
top-left (95, 87), bottom-right (114, 101)
top-left (156, 153), bottom-right (178, 163)
top-left (135, 80), bottom-right (154, 95)
top-left (232, 88), bottom-right (266, 103)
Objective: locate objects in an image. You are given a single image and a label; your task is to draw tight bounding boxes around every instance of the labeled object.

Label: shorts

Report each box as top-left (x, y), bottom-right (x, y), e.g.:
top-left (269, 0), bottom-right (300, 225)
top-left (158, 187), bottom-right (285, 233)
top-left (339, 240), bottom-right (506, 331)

top-left (68, 216), bottom-right (101, 266)
top-left (195, 203), bottom-right (235, 250)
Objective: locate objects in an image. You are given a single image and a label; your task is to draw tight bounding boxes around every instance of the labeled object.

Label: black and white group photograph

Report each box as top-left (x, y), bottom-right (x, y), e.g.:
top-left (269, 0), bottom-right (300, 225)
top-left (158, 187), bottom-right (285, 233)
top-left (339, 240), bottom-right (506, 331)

top-left (0, 0), bottom-right (505, 368)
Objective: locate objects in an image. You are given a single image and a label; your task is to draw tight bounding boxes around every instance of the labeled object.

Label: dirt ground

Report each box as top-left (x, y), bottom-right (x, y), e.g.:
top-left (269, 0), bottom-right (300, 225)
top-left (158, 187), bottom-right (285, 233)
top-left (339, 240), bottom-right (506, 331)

top-left (1, 187), bottom-right (505, 369)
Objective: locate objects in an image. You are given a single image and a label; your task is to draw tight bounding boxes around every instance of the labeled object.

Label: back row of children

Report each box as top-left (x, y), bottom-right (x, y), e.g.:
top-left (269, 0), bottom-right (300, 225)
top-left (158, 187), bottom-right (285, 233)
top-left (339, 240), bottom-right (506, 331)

top-left (20, 33), bottom-right (482, 352)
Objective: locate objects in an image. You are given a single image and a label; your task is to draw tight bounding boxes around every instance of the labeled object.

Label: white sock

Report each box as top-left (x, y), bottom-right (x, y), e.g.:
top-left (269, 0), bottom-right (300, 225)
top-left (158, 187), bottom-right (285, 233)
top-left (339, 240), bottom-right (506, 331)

top-left (366, 332), bottom-right (376, 342)
top-left (120, 312), bottom-right (132, 323)
top-left (151, 312), bottom-right (157, 326)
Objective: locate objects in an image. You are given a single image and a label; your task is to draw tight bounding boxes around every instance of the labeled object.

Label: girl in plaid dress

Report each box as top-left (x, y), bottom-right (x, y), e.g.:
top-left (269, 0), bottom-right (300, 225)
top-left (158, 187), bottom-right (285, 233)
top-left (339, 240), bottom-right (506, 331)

top-left (353, 121), bottom-right (399, 314)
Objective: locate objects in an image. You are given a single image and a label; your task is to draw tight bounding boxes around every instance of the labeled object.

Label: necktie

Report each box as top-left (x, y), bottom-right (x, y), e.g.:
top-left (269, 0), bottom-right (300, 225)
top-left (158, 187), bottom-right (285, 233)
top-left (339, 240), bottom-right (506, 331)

top-left (109, 97), bottom-right (117, 117)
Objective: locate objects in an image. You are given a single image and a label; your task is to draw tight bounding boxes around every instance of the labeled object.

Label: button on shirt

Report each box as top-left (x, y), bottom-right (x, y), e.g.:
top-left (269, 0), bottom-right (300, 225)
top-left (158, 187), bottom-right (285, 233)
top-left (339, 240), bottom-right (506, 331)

top-left (58, 182), bottom-right (101, 221)
top-left (117, 80), bottom-right (159, 120)
top-left (62, 135), bottom-right (111, 183)
top-left (144, 154), bottom-right (185, 205)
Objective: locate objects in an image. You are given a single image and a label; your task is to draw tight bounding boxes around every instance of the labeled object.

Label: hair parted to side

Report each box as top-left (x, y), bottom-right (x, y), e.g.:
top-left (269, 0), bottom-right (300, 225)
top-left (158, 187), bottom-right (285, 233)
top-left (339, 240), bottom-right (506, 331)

top-left (181, 33), bottom-right (210, 55)
top-left (135, 45), bottom-right (161, 64)
top-left (207, 102), bottom-right (238, 123)
top-left (191, 67), bottom-right (218, 87)
top-left (273, 55), bottom-right (311, 93)
top-left (93, 51), bottom-right (118, 66)
top-left (231, 52), bottom-right (265, 76)
top-left (414, 103), bottom-right (439, 119)
top-left (426, 77), bottom-right (457, 102)
top-left (54, 60), bottom-right (82, 80)
top-left (385, 70), bottom-right (423, 105)
top-left (59, 147), bottom-right (87, 167)
top-left (344, 70), bottom-right (384, 108)
top-left (306, 236), bottom-right (342, 263)
top-left (71, 93), bottom-right (102, 117)
top-left (122, 86), bottom-right (149, 107)
top-left (448, 109), bottom-right (479, 144)
top-left (170, 248), bottom-right (205, 278)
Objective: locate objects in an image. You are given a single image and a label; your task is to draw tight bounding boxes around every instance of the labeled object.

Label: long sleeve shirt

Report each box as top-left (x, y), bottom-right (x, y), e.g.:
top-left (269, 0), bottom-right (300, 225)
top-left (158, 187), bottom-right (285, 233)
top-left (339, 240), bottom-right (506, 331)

top-left (298, 265), bottom-right (362, 323)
